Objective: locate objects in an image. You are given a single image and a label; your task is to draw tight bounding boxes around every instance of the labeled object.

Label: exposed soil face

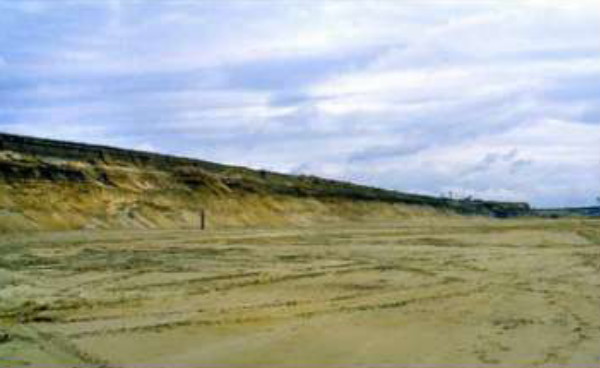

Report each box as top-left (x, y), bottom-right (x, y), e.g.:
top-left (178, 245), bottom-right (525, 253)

top-left (0, 134), bottom-right (531, 233)
top-left (1, 218), bottom-right (600, 366)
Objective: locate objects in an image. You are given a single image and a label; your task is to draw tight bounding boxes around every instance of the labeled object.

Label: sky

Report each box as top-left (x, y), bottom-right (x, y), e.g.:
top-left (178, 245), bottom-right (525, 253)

top-left (1, 0), bottom-right (599, 208)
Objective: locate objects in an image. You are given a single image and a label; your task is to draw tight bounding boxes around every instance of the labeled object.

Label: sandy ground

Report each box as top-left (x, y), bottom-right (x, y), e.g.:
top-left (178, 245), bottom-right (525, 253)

top-left (1, 217), bottom-right (600, 366)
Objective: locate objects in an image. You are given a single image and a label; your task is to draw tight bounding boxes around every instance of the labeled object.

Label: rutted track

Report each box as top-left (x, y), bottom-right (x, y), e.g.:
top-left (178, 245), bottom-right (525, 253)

top-left (1, 218), bottom-right (600, 366)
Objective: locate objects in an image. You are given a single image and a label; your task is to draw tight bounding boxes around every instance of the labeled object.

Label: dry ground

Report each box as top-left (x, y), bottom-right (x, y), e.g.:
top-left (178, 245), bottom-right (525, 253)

top-left (1, 217), bottom-right (600, 367)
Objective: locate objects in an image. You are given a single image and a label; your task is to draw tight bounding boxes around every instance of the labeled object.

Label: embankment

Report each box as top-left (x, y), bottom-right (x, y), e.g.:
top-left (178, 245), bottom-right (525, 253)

top-left (0, 132), bottom-right (531, 232)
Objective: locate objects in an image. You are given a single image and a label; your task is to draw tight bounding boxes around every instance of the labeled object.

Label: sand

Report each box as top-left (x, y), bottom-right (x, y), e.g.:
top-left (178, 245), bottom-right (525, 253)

top-left (1, 217), bottom-right (599, 366)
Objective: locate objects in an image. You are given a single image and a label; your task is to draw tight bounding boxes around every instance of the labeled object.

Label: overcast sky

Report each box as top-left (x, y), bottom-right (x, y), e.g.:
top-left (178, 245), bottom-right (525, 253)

top-left (1, 0), bottom-right (599, 207)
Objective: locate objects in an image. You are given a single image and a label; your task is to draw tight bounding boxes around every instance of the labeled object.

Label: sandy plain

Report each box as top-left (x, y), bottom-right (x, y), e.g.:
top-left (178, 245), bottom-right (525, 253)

top-left (1, 217), bottom-right (600, 367)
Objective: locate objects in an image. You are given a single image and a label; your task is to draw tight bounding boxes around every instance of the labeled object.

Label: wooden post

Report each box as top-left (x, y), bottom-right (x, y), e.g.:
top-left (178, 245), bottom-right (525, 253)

top-left (200, 209), bottom-right (206, 230)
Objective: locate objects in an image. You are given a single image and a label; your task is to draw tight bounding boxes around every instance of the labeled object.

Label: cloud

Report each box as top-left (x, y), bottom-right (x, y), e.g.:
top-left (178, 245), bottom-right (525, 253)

top-left (465, 149), bottom-right (520, 176)
top-left (0, 1), bottom-right (51, 14)
top-left (0, 0), bottom-right (599, 207)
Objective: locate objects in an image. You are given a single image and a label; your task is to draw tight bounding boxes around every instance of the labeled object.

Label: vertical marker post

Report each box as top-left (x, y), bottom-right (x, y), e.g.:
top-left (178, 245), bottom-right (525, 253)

top-left (200, 209), bottom-right (206, 230)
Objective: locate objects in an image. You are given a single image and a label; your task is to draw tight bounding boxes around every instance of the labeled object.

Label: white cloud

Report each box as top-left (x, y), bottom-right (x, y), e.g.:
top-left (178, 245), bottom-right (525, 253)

top-left (1, 0), bottom-right (599, 207)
